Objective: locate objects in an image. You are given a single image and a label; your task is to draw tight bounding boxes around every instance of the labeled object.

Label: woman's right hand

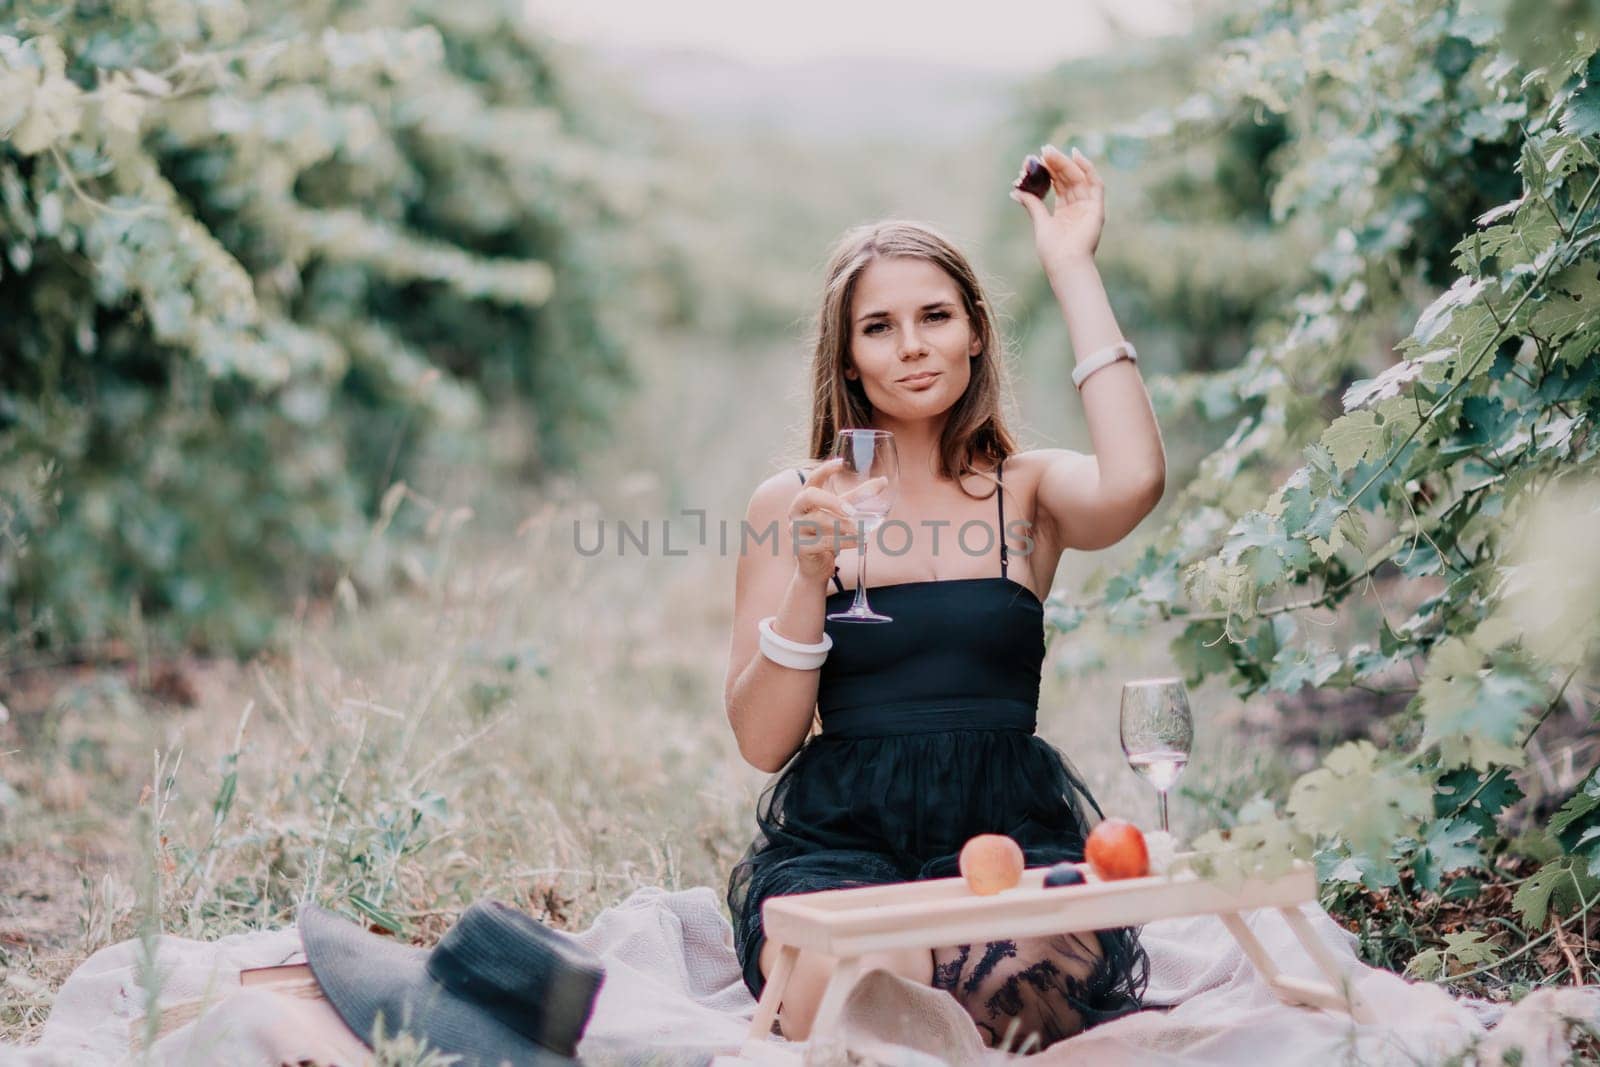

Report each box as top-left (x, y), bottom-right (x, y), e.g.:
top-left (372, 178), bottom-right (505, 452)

top-left (789, 458), bottom-right (887, 587)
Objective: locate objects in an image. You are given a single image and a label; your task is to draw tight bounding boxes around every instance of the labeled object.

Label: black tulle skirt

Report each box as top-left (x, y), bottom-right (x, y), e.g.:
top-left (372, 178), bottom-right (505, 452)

top-left (726, 723), bottom-right (1149, 1040)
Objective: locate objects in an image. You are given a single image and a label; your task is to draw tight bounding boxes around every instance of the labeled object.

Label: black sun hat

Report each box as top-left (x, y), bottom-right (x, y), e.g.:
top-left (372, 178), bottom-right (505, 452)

top-left (299, 899), bottom-right (606, 1066)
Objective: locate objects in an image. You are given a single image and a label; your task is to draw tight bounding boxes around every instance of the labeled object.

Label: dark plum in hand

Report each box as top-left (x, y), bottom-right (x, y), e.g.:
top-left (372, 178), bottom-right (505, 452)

top-left (1014, 155), bottom-right (1051, 199)
top-left (1042, 862), bottom-right (1086, 887)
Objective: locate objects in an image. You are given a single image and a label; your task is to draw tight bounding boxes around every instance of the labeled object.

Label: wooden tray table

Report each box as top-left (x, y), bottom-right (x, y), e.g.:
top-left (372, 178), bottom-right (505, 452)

top-left (744, 859), bottom-right (1372, 1054)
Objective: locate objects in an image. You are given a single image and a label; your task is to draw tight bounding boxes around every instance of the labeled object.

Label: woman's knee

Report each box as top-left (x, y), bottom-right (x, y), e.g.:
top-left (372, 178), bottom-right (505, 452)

top-left (864, 945), bottom-right (935, 986)
top-left (761, 942), bottom-right (934, 1042)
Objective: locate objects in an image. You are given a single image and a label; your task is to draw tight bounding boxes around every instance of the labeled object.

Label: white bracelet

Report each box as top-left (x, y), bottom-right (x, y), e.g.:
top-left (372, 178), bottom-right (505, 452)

top-left (1071, 341), bottom-right (1138, 390)
top-left (758, 616), bottom-right (832, 670)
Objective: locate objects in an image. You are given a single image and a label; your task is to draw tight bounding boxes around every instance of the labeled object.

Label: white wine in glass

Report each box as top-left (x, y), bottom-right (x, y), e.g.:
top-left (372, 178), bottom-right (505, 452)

top-left (1119, 677), bottom-right (1194, 834)
top-left (826, 428), bottom-right (899, 623)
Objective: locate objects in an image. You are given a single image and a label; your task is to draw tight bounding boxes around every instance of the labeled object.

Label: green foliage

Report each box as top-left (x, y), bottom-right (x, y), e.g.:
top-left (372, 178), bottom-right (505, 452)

top-left (1289, 740), bottom-right (1434, 886)
top-left (1512, 856), bottom-right (1600, 930)
top-left (1404, 929), bottom-right (1502, 979)
top-left (1548, 767), bottom-right (1600, 877)
top-left (1012, 27), bottom-right (1311, 383)
top-left (1052, 0), bottom-right (1600, 977)
top-left (1408, 816), bottom-right (1485, 893)
top-left (1187, 794), bottom-right (1313, 887)
top-left (0, 0), bottom-right (652, 651)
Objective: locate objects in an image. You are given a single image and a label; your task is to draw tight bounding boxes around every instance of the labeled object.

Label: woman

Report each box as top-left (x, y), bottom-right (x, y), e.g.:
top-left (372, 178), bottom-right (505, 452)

top-left (723, 144), bottom-right (1167, 1049)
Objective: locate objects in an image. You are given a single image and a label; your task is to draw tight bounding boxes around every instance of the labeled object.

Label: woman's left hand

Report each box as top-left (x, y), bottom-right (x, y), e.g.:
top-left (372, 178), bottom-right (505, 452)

top-left (1010, 144), bottom-right (1105, 270)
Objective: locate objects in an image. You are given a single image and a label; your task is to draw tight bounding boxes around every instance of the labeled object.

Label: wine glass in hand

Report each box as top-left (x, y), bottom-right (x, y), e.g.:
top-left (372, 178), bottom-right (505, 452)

top-left (826, 429), bottom-right (899, 623)
top-left (1119, 677), bottom-right (1194, 834)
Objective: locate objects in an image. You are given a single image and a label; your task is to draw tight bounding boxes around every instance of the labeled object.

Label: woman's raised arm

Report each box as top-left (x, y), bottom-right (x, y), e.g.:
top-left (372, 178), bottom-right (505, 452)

top-left (1013, 144), bottom-right (1167, 550)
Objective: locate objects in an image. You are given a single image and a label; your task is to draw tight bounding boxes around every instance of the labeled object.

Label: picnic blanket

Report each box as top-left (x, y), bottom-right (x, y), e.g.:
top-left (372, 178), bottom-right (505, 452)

top-left (2, 885), bottom-right (1596, 1066)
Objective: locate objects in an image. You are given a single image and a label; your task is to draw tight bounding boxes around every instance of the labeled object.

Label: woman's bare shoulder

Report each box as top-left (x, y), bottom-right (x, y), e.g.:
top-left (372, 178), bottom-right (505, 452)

top-left (992, 448), bottom-right (1061, 499)
top-left (1003, 448), bottom-right (1093, 498)
top-left (998, 448), bottom-right (1087, 552)
top-left (1004, 447), bottom-right (1090, 479)
top-left (744, 465), bottom-right (808, 519)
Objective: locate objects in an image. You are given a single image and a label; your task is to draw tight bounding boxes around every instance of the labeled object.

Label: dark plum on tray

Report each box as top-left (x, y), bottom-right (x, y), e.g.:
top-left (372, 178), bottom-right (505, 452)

top-left (1042, 862), bottom-right (1086, 888)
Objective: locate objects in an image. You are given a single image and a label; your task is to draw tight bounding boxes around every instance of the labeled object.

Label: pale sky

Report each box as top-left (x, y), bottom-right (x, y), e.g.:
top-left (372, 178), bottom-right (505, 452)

top-left (525, 0), bottom-right (1194, 73)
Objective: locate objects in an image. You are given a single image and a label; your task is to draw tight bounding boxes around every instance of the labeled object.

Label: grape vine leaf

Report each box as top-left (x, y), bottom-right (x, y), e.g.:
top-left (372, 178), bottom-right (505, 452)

top-left (1266, 641), bottom-right (1343, 693)
top-left (1530, 260), bottom-right (1600, 343)
top-left (1322, 410), bottom-right (1383, 472)
top-left (1417, 639), bottom-right (1544, 769)
top-left (1549, 769), bottom-right (1600, 874)
top-left (1558, 53), bottom-right (1600, 141)
top-left (1410, 815), bottom-right (1484, 892)
top-left (1287, 740), bottom-right (1432, 887)
top-left (1438, 395), bottom-right (1515, 459)
top-left (1221, 511), bottom-right (1312, 589)
top-left (1172, 620), bottom-right (1236, 682)
top-left (1189, 805), bottom-right (1311, 888)
top-left (1343, 357), bottom-right (1430, 411)
top-left (1412, 276), bottom-right (1487, 346)
top-left (1404, 930), bottom-right (1501, 980)
top-left (1548, 772), bottom-right (1600, 840)
top-left (1512, 856), bottom-right (1600, 931)
top-left (1434, 767), bottom-right (1524, 834)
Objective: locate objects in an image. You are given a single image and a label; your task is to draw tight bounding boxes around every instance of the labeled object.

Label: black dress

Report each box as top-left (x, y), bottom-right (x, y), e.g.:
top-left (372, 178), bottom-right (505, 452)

top-left (726, 458), bottom-right (1147, 1046)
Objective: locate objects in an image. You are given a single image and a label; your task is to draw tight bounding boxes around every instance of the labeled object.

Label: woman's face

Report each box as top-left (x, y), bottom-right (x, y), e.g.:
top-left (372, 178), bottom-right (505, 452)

top-left (844, 256), bottom-right (981, 421)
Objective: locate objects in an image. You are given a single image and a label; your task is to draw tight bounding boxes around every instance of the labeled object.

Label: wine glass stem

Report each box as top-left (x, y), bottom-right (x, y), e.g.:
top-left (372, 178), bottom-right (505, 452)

top-left (1158, 789), bottom-right (1169, 834)
top-left (851, 516), bottom-right (874, 612)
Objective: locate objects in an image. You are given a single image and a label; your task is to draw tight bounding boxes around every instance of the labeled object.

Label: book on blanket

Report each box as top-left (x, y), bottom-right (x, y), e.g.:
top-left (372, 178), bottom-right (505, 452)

top-left (133, 962), bottom-right (326, 1050)
top-left (239, 962), bottom-right (317, 987)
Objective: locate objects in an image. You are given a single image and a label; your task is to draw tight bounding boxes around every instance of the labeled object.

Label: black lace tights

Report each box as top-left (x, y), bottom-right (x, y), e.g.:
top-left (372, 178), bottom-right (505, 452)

top-left (930, 930), bottom-right (1130, 1052)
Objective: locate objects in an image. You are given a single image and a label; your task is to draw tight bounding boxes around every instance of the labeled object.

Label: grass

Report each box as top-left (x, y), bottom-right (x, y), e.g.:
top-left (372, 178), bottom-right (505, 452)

top-left (0, 474), bottom-right (760, 1041)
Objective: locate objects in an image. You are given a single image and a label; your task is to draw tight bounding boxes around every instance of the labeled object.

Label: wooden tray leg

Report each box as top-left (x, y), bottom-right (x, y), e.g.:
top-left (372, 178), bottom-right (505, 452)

top-left (806, 954), bottom-right (863, 1046)
top-left (1219, 910), bottom-right (1282, 984)
top-left (1277, 906), bottom-right (1375, 1024)
top-left (745, 943), bottom-right (800, 1046)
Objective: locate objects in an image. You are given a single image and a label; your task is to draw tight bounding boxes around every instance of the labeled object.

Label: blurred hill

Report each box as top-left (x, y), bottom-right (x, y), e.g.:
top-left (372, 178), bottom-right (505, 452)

top-left (582, 44), bottom-right (1019, 142)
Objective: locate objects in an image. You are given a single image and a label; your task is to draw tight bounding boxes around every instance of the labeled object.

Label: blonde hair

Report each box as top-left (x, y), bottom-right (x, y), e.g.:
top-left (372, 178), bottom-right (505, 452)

top-left (804, 220), bottom-right (1019, 495)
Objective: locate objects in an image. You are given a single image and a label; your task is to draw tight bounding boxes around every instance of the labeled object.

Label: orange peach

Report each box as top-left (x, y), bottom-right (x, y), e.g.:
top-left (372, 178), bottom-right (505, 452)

top-left (959, 833), bottom-right (1025, 895)
top-left (1085, 819), bottom-right (1149, 881)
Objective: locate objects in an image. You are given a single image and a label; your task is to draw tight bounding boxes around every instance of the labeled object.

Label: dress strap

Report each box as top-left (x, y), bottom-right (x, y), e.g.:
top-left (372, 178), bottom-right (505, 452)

top-left (997, 457), bottom-right (1008, 579)
top-left (795, 468), bottom-right (847, 595)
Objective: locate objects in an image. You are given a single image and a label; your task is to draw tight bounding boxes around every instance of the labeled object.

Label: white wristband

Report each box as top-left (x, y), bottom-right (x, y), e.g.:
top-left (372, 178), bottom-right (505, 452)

top-left (758, 616), bottom-right (832, 670)
top-left (1071, 341), bottom-right (1138, 390)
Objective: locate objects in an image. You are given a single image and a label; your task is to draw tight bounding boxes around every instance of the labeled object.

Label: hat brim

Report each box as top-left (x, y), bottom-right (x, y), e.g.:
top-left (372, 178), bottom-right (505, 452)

top-left (298, 903), bottom-right (578, 1067)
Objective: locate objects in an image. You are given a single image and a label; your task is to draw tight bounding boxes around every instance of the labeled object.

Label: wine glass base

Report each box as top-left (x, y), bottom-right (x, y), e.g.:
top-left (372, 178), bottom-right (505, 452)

top-left (826, 608), bottom-right (893, 623)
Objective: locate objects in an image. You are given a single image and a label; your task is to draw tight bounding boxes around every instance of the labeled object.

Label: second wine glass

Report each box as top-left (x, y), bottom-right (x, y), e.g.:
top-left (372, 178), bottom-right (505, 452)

top-left (826, 429), bottom-right (899, 623)
top-left (1119, 677), bottom-right (1194, 834)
